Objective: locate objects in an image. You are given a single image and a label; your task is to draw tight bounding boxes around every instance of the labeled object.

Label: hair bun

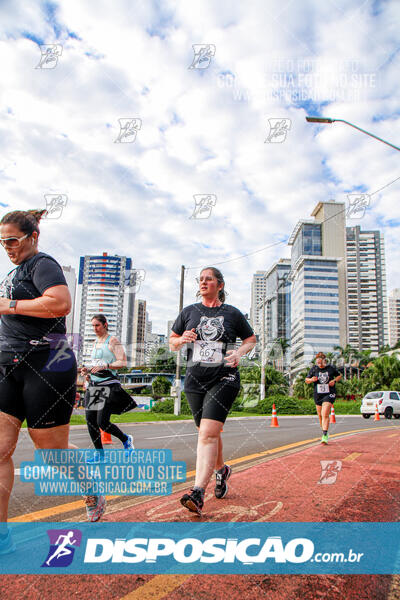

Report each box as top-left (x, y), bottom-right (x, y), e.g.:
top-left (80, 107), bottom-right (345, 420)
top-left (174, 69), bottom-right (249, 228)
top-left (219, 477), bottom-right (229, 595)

top-left (27, 209), bottom-right (47, 223)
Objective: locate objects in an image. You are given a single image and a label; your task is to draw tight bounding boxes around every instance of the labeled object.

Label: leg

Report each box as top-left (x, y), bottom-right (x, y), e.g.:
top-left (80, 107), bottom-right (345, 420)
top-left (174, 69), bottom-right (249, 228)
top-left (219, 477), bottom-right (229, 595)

top-left (215, 433), bottom-right (224, 471)
top-left (86, 409), bottom-right (103, 450)
top-left (97, 403), bottom-right (127, 444)
top-left (316, 404), bottom-right (322, 428)
top-left (194, 418), bottom-right (224, 490)
top-left (321, 402), bottom-right (332, 432)
top-left (0, 413), bottom-right (22, 532)
top-left (28, 424), bottom-right (70, 449)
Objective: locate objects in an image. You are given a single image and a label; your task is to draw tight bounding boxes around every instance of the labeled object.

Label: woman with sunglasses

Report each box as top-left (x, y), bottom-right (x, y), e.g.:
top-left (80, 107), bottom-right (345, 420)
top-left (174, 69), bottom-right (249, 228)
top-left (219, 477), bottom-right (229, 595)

top-left (0, 209), bottom-right (78, 553)
top-left (169, 267), bottom-right (256, 516)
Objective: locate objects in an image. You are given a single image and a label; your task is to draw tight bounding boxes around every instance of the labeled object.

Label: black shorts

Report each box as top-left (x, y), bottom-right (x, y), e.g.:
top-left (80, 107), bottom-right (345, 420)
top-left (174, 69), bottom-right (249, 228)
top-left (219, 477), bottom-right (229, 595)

top-left (0, 348), bottom-right (77, 429)
top-left (315, 393), bottom-right (336, 406)
top-left (185, 379), bottom-right (240, 427)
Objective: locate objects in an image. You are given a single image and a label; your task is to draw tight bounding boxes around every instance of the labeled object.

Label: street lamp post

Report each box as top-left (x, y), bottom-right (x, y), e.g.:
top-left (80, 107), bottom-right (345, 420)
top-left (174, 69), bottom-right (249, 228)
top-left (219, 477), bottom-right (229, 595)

top-left (305, 117), bottom-right (400, 152)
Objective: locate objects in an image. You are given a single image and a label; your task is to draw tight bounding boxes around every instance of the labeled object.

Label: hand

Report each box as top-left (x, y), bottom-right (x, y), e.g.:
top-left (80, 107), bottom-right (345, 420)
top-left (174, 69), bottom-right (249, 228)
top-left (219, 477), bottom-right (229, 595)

top-left (180, 328), bottom-right (197, 345)
top-left (225, 349), bottom-right (240, 368)
top-left (0, 298), bottom-right (11, 315)
top-left (80, 367), bottom-right (88, 376)
top-left (90, 364), bottom-right (107, 374)
top-left (311, 376), bottom-right (318, 382)
top-left (328, 380), bottom-right (336, 387)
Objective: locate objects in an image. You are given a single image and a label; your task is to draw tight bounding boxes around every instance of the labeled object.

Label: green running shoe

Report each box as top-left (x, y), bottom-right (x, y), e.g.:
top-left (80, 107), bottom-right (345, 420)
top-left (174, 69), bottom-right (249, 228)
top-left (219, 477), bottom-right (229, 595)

top-left (321, 433), bottom-right (329, 445)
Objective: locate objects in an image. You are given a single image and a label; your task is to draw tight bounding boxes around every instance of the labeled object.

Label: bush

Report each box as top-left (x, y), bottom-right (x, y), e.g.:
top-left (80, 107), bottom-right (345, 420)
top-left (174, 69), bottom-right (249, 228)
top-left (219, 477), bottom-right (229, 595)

top-left (150, 392), bottom-right (192, 415)
top-left (256, 395), bottom-right (315, 415)
top-left (390, 378), bottom-right (400, 391)
top-left (151, 376), bottom-right (171, 399)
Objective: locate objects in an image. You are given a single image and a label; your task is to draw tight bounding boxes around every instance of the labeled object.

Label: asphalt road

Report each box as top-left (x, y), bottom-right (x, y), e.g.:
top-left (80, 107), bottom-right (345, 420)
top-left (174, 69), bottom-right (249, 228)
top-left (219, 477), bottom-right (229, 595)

top-left (9, 414), bottom-right (399, 519)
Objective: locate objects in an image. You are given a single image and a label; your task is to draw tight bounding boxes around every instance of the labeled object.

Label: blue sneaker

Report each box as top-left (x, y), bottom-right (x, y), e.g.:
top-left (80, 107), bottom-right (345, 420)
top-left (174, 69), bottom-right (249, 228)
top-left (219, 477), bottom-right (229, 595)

top-left (86, 450), bottom-right (108, 463)
top-left (0, 529), bottom-right (16, 555)
top-left (123, 434), bottom-right (135, 451)
top-left (84, 495), bottom-right (106, 522)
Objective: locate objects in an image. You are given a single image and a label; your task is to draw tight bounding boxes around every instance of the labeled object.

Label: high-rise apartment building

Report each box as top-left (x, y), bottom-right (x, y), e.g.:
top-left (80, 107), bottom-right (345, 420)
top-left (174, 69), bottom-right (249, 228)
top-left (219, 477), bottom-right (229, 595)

top-left (346, 226), bottom-right (388, 353)
top-left (132, 299), bottom-right (147, 366)
top-left (61, 266), bottom-right (76, 336)
top-left (289, 201), bottom-right (347, 377)
top-left (388, 289), bottom-right (400, 347)
top-left (263, 259), bottom-right (291, 368)
top-left (250, 271), bottom-right (267, 334)
top-left (78, 252), bottom-right (133, 364)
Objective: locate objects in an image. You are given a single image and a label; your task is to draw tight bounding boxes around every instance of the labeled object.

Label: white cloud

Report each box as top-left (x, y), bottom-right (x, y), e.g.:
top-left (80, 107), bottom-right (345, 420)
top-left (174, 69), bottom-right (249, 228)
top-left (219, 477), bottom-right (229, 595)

top-left (0, 0), bottom-right (399, 334)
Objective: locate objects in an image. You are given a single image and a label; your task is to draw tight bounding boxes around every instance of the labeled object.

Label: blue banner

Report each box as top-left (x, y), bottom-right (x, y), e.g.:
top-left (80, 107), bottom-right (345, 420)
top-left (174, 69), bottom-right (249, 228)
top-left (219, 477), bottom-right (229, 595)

top-left (1, 522), bottom-right (399, 574)
top-left (20, 449), bottom-right (186, 496)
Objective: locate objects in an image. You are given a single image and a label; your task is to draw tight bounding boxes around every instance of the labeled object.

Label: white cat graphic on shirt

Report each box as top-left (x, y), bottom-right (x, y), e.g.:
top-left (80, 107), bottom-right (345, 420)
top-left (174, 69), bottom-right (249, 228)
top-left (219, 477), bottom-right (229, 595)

top-left (193, 316), bottom-right (225, 363)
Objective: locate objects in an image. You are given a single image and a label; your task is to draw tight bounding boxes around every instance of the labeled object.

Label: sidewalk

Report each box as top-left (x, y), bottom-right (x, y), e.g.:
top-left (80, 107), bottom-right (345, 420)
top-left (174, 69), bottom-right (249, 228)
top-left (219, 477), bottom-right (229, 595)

top-left (2, 426), bottom-right (400, 600)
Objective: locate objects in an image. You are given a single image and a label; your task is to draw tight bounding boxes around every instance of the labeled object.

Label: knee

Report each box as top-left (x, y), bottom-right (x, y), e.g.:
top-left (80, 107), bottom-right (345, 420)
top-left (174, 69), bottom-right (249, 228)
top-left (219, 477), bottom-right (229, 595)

top-left (198, 429), bottom-right (219, 445)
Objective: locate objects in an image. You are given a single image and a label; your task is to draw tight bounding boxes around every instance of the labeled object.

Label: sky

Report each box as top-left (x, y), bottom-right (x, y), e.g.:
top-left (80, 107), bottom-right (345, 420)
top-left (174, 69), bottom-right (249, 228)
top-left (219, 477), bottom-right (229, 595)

top-left (0, 0), bottom-right (399, 334)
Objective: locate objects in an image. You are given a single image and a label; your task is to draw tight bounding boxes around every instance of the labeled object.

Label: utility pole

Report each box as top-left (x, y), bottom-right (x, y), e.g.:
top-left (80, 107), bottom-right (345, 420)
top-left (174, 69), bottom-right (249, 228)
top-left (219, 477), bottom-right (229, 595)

top-left (260, 288), bottom-right (266, 401)
top-left (174, 265), bottom-right (185, 415)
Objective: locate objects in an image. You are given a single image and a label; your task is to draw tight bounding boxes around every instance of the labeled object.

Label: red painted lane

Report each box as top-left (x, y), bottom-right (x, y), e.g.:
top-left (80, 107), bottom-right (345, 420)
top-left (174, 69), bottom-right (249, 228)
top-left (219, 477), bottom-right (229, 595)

top-left (2, 429), bottom-right (400, 600)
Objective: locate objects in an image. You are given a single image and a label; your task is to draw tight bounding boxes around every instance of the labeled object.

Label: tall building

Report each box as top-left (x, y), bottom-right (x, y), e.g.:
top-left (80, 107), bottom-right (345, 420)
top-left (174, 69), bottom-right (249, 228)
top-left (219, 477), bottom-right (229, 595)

top-left (288, 201), bottom-right (347, 377)
top-left (388, 289), bottom-right (400, 347)
top-left (250, 271), bottom-right (267, 334)
top-left (264, 259), bottom-right (291, 369)
top-left (132, 299), bottom-right (147, 366)
top-left (78, 252), bottom-right (133, 364)
top-left (61, 266), bottom-right (76, 336)
top-left (346, 226), bottom-right (388, 353)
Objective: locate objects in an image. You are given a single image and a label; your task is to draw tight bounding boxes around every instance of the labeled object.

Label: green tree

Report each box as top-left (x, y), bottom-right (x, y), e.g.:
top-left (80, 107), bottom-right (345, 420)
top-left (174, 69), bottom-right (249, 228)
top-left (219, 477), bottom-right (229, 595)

top-left (151, 376), bottom-right (171, 399)
top-left (292, 368), bottom-right (313, 400)
top-left (153, 347), bottom-right (177, 373)
top-left (333, 344), bottom-right (357, 380)
top-left (361, 355), bottom-right (400, 393)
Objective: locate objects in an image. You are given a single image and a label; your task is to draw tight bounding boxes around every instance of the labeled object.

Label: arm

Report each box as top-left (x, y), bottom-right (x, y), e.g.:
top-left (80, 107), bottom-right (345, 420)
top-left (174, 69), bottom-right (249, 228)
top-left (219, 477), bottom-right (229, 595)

top-left (225, 334), bottom-right (257, 367)
top-left (0, 285), bottom-right (71, 317)
top-left (169, 329), bottom-right (197, 351)
top-left (108, 337), bottom-right (127, 369)
top-left (329, 373), bottom-right (342, 386)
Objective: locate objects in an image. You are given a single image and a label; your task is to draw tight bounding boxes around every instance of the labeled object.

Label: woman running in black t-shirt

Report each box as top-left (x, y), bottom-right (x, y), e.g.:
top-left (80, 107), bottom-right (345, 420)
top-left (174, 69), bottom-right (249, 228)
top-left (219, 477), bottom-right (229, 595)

top-left (305, 352), bottom-right (342, 444)
top-left (0, 210), bottom-right (78, 553)
top-left (170, 267), bottom-right (256, 515)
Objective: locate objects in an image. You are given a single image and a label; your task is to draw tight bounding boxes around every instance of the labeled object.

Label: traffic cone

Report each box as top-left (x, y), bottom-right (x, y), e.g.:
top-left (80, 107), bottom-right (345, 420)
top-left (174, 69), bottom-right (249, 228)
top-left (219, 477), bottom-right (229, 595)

top-left (374, 403), bottom-right (380, 421)
top-left (270, 404), bottom-right (279, 427)
top-left (100, 429), bottom-right (113, 444)
top-left (330, 405), bottom-right (336, 424)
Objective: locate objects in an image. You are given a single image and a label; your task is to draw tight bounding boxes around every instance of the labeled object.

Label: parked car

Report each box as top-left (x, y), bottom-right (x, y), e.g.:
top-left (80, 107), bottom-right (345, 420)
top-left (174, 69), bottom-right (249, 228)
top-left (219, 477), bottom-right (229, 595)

top-left (360, 391), bottom-right (400, 419)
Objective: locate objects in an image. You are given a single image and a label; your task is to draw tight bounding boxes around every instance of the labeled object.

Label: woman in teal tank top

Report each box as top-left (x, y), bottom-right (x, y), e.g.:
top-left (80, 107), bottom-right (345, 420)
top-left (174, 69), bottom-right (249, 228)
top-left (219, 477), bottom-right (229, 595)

top-left (80, 314), bottom-right (135, 455)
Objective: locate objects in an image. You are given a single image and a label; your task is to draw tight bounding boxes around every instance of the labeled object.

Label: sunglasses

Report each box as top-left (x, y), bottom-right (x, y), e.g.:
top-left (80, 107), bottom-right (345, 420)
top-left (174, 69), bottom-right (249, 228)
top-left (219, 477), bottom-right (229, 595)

top-left (0, 234), bottom-right (30, 248)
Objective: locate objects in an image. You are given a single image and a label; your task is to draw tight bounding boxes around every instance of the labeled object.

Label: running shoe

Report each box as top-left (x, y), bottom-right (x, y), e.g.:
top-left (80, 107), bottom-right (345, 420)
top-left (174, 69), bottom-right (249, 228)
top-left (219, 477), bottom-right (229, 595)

top-left (321, 433), bottom-right (329, 445)
top-left (0, 529), bottom-right (16, 555)
top-left (86, 450), bottom-right (108, 463)
top-left (123, 434), bottom-right (135, 451)
top-left (180, 488), bottom-right (204, 516)
top-left (84, 495), bottom-right (106, 522)
top-left (215, 464), bottom-right (232, 499)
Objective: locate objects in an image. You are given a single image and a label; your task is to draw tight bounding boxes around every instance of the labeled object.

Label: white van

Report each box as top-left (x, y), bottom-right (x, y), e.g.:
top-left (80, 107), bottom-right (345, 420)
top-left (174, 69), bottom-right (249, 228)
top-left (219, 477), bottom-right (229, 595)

top-left (360, 391), bottom-right (400, 419)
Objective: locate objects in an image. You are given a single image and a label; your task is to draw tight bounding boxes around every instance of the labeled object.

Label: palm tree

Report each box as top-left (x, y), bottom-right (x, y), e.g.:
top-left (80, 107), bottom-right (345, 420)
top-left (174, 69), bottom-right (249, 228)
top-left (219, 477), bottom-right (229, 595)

top-left (273, 337), bottom-right (290, 372)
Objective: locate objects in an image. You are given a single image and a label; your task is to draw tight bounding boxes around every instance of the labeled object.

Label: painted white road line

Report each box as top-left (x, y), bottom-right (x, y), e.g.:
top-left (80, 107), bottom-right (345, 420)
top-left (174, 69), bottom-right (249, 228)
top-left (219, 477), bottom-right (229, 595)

top-left (145, 433), bottom-right (198, 440)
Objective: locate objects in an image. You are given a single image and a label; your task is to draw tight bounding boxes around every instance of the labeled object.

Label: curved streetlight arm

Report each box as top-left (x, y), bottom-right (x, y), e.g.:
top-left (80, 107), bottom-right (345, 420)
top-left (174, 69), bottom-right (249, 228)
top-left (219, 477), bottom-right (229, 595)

top-left (332, 119), bottom-right (400, 152)
top-left (305, 116), bottom-right (400, 151)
